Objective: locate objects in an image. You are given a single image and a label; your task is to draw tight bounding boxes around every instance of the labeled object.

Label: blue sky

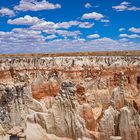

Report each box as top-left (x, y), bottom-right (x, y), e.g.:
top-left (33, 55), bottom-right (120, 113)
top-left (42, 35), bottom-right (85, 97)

top-left (0, 0), bottom-right (140, 54)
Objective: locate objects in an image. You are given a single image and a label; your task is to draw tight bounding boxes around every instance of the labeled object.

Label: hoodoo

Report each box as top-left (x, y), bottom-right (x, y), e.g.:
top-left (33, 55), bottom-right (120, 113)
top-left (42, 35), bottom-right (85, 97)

top-left (0, 53), bottom-right (140, 140)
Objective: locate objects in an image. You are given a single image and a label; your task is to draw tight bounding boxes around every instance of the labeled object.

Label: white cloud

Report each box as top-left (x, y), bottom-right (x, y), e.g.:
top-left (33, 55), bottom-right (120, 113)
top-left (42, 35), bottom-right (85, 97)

top-left (128, 6), bottom-right (140, 11)
top-left (121, 1), bottom-right (130, 6)
top-left (82, 12), bottom-right (104, 20)
top-left (112, 5), bottom-right (127, 11)
top-left (45, 38), bottom-right (139, 52)
top-left (113, 1), bottom-right (140, 11)
top-left (12, 28), bottom-right (41, 35)
top-left (39, 29), bottom-right (56, 35)
top-left (7, 15), bottom-right (94, 30)
top-left (129, 27), bottom-right (140, 33)
top-left (46, 35), bottom-right (57, 40)
top-left (103, 24), bottom-right (110, 27)
top-left (87, 34), bottom-right (100, 39)
top-left (119, 28), bottom-right (125, 32)
top-left (119, 33), bottom-right (140, 38)
top-left (56, 30), bottom-right (81, 38)
top-left (127, 34), bottom-right (140, 38)
top-left (85, 3), bottom-right (92, 8)
top-left (31, 21), bottom-right (56, 30)
top-left (31, 20), bottom-right (94, 30)
top-left (55, 21), bottom-right (94, 29)
top-left (78, 22), bottom-right (94, 28)
top-left (101, 19), bottom-right (110, 23)
top-left (119, 34), bottom-right (129, 37)
top-left (8, 15), bottom-right (42, 25)
top-left (0, 7), bottom-right (15, 17)
top-left (56, 21), bottom-right (79, 29)
top-left (14, 0), bottom-right (61, 11)
top-left (43, 29), bottom-right (81, 39)
top-left (119, 38), bottom-right (128, 42)
top-left (0, 29), bottom-right (139, 54)
top-left (0, 28), bottom-right (47, 54)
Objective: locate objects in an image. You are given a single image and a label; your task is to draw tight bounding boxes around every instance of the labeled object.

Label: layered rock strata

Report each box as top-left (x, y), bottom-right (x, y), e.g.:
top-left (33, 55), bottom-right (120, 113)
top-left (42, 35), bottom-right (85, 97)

top-left (0, 54), bottom-right (140, 140)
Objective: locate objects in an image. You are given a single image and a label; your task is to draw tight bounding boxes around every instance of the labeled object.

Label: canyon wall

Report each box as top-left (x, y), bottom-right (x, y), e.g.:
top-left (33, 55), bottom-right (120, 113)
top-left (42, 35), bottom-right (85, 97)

top-left (0, 55), bottom-right (140, 140)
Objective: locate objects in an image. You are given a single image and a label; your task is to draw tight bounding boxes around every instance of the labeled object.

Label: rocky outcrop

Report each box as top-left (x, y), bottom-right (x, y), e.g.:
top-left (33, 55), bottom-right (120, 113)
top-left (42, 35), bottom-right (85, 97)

top-left (29, 82), bottom-right (90, 139)
top-left (119, 107), bottom-right (140, 140)
top-left (32, 72), bottom-right (60, 100)
top-left (98, 106), bottom-right (119, 140)
top-left (0, 78), bottom-right (31, 130)
top-left (0, 55), bottom-right (140, 140)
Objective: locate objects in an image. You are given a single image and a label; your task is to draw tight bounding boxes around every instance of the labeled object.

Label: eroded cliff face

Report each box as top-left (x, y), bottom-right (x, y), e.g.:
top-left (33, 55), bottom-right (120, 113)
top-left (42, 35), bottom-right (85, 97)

top-left (0, 55), bottom-right (140, 140)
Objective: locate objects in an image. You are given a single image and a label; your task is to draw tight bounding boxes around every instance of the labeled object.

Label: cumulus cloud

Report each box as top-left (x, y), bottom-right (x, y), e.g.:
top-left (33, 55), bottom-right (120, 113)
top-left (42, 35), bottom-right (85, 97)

top-left (129, 27), bottom-right (140, 33)
top-left (0, 31), bottom-right (139, 54)
top-left (56, 30), bottom-right (81, 38)
top-left (8, 16), bottom-right (94, 30)
top-left (43, 29), bottom-right (82, 39)
top-left (127, 7), bottom-right (140, 11)
top-left (0, 28), bottom-right (47, 54)
top-left (52, 21), bottom-right (94, 29)
top-left (82, 12), bottom-right (104, 20)
top-left (119, 28), bottom-right (125, 32)
top-left (46, 35), bottom-right (57, 40)
top-left (0, 7), bottom-right (15, 17)
top-left (121, 1), bottom-right (130, 5)
top-left (31, 20), bottom-right (76, 30)
top-left (31, 21), bottom-right (56, 30)
top-left (78, 22), bottom-right (94, 28)
top-left (14, 0), bottom-right (61, 11)
top-left (101, 19), bottom-right (110, 23)
top-left (0, 26), bottom-right (139, 54)
top-left (84, 3), bottom-right (92, 8)
top-left (56, 21), bottom-right (80, 29)
top-left (31, 20), bottom-right (94, 30)
top-left (56, 21), bottom-right (94, 29)
top-left (45, 38), bottom-right (139, 53)
top-left (8, 15), bottom-right (42, 25)
top-left (87, 34), bottom-right (100, 39)
top-left (112, 1), bottom-right (140, 11)
top-left (12, 28), bottom-right (41, 35)
top-left (119, 33), bottom-right (140, 38)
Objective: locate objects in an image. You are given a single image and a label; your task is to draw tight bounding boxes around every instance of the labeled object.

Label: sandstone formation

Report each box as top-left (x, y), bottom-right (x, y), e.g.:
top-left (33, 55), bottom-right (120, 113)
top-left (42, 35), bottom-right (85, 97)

top-left (0, 54), bottom-right (140, 140)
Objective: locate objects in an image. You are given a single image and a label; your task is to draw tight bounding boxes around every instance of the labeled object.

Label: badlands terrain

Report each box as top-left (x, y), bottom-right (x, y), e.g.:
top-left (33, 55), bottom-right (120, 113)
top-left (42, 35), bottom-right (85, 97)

top-left (0, 51), bottom-right (140, 140)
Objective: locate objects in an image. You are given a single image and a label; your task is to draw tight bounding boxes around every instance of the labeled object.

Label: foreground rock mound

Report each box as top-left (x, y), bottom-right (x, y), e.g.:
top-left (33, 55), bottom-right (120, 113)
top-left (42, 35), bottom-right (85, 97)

top-left (0, 55), bottom-right (140, 140)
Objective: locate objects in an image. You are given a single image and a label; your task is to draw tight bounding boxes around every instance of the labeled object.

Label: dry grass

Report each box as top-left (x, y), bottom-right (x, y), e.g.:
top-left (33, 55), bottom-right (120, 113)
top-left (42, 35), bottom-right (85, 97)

top-left (0, 50), bottom-right (140, 57)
